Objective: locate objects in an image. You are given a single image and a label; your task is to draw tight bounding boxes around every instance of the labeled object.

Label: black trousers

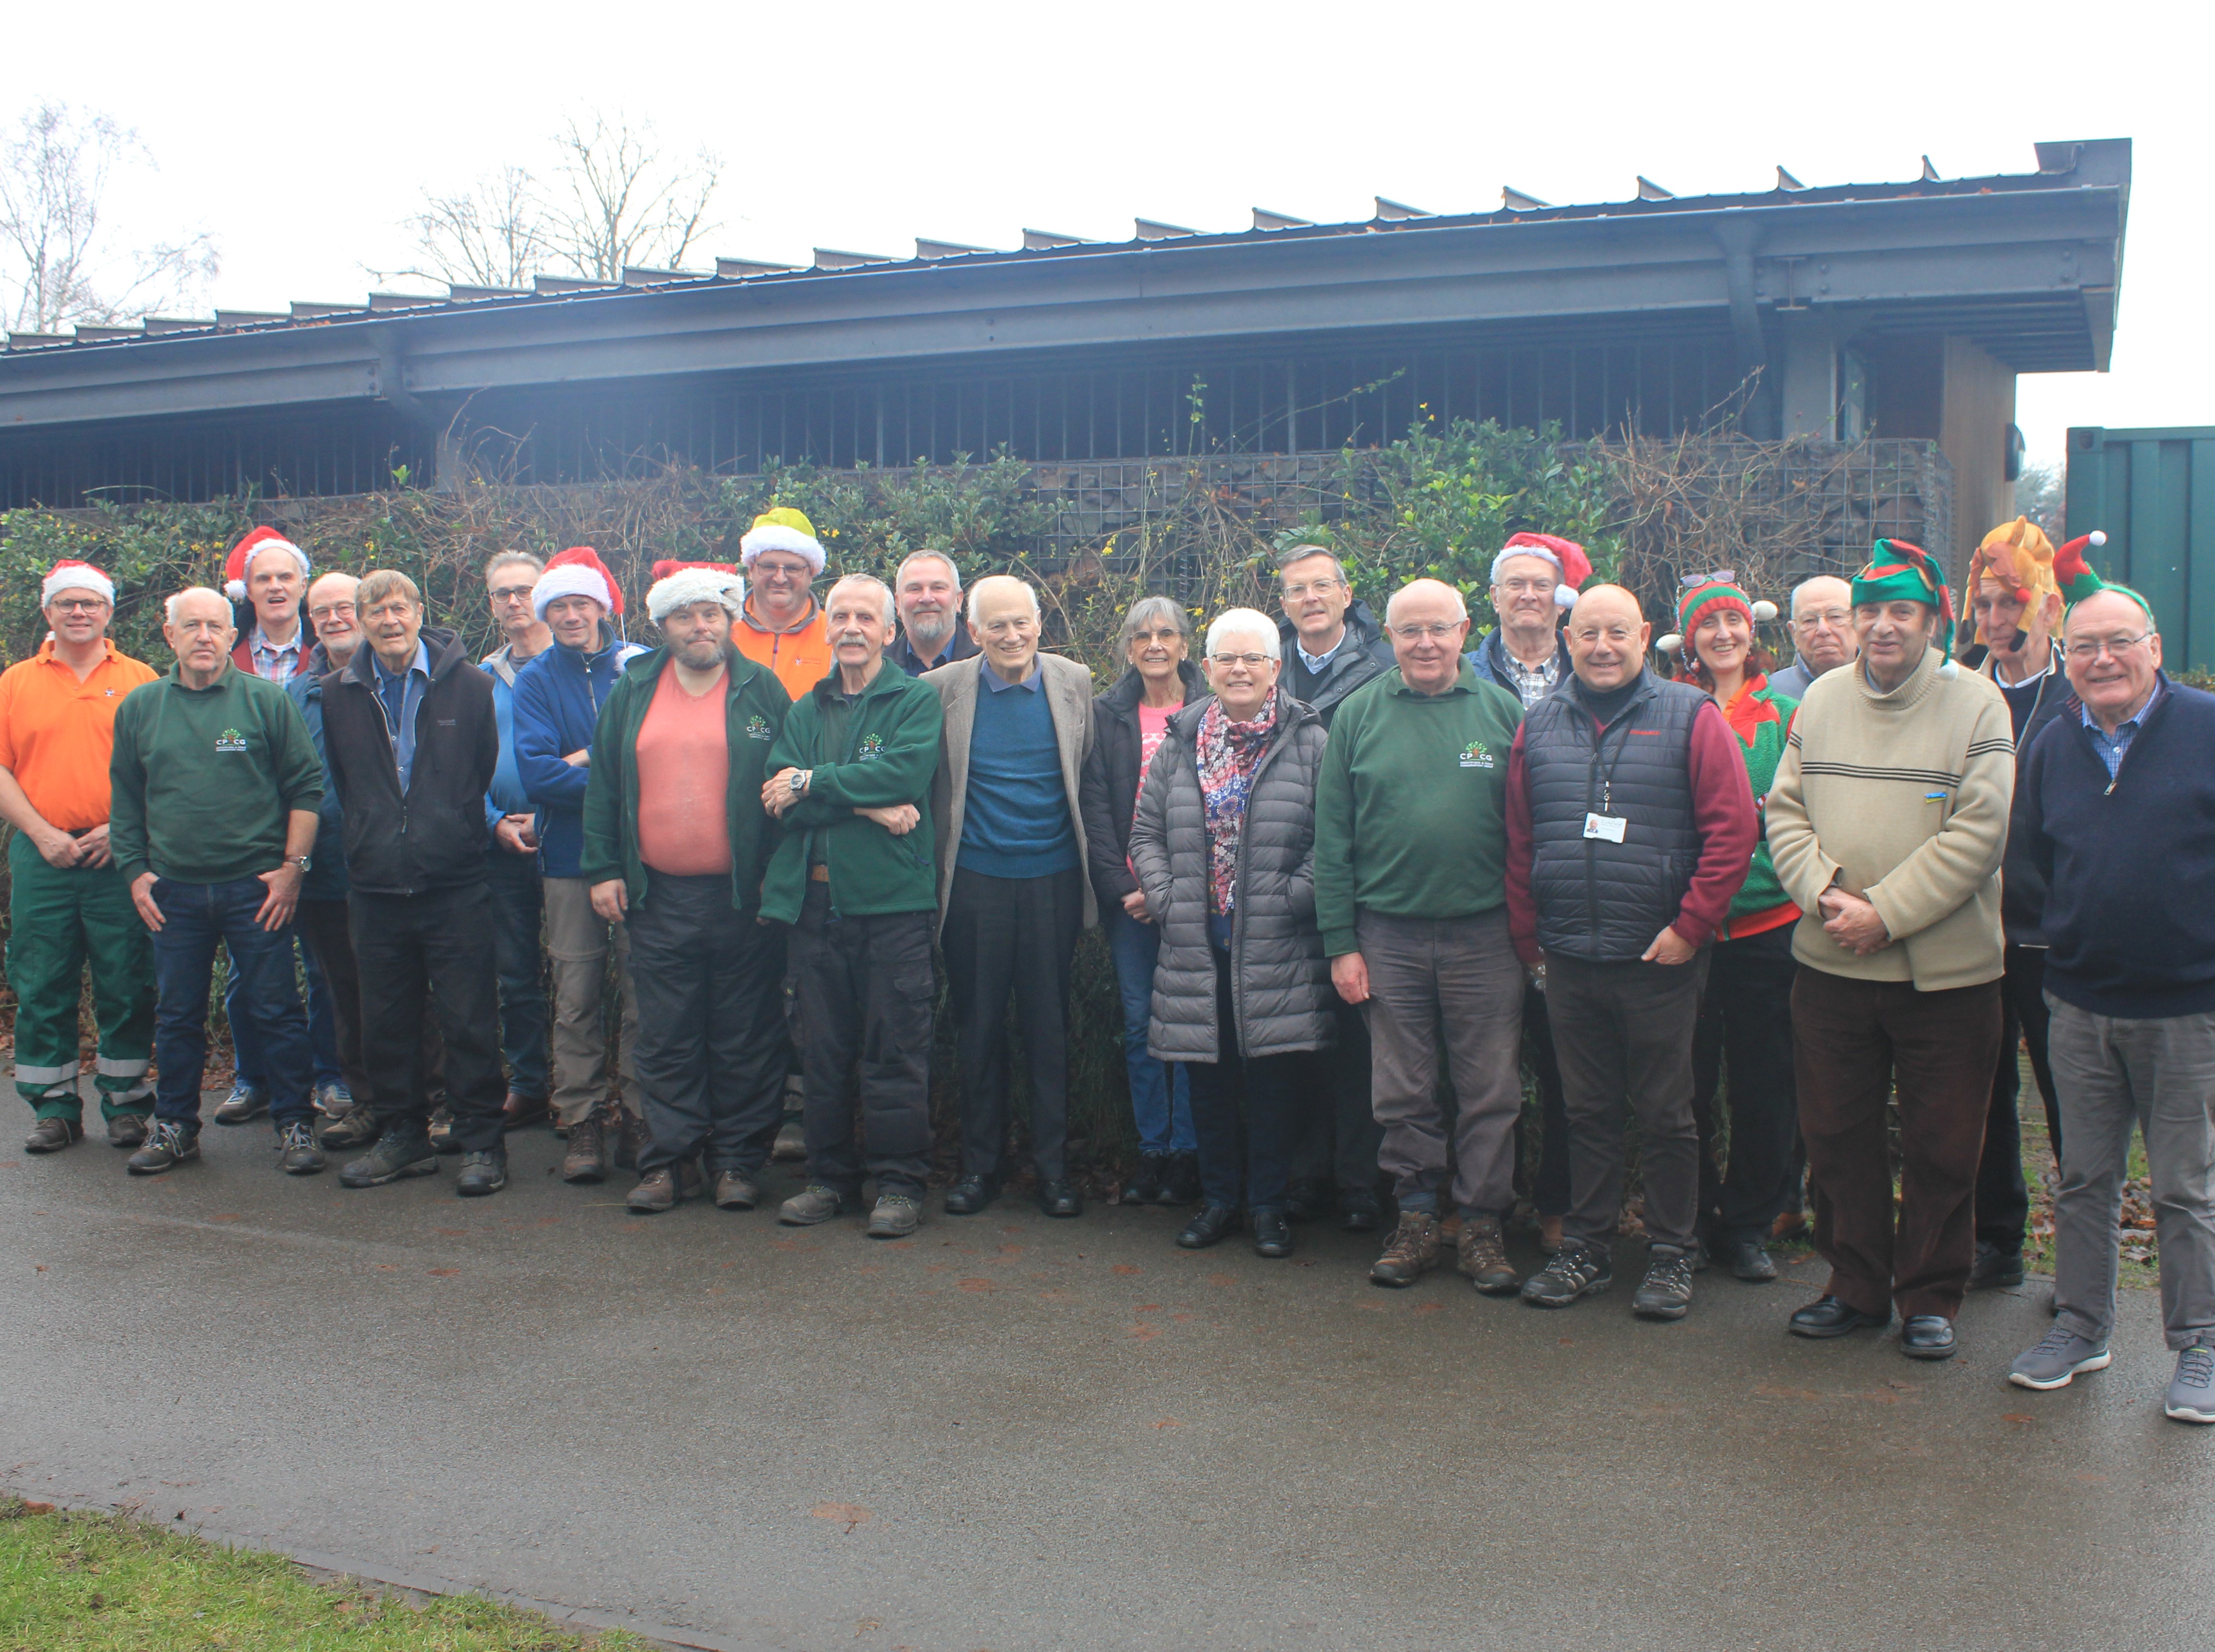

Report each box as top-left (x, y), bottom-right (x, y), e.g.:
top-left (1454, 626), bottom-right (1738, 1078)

top-left (627, 874), bottom-right (788, 1177)
top-left (942, 864), bottom-right (1082, 1184)
top-left (1974, 943), bottom-right (2065, 1253)
top-left (349, 882), bottom-right (505, 1153)
top-left (789, 883), bottom-right (936, 1196)
top-left (296, 896), bottom-right (444, 1112)
top-left (1517, 981), bottom-right (1573, 1217)
top-left (1291, 997), bottom-right (1383, 1195)
top-left (1689, 926), bottom-right (1800, 1246)
top-left (1185, 938), bottom-right (1299, 1213)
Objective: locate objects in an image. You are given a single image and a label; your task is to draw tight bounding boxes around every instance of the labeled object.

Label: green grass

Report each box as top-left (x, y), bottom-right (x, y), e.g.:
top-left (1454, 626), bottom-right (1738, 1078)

top-left (0, 1499), bottom-right (650, 1652)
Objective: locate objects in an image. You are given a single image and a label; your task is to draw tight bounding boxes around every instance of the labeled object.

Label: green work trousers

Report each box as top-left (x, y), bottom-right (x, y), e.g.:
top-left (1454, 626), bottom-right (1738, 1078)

top-left (6, 831), bottom-right (155, 1120)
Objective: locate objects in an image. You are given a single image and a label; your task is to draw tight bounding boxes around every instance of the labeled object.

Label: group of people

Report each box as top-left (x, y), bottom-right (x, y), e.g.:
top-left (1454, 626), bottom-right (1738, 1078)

top-left (3, 503), bottom-right (2210, 1426)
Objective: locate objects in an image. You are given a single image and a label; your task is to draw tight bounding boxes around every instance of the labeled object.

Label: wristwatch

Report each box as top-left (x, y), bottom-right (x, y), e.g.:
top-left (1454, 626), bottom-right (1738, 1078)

top-left (787, 769), bottom-right (811, 796)
top-left (289, 855), bottom-right (313, 872)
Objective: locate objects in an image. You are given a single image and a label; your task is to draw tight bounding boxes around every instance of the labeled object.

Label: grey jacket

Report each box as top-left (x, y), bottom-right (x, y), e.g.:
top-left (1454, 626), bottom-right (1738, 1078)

top-left (1129, 695), bottom-right (1334, 1063)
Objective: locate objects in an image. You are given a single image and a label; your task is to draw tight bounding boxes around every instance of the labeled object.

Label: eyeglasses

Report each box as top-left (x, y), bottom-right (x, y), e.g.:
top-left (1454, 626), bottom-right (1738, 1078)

top-left (1211, 652), bottom-right (1275, 668)
top-left (2064, 630), bottom-right (2153, 663)
top-left (1390, 623), bottom-right (1464, 641)
top-left (1130, 629), bottom-right (1185, 645)
top-left (489, 585), bottom-right (535, 604)
top-left (1796, 609), bottom-right (1852, 628)
top-left (48, 598), bottom-right (108, 614)
top-left (1681, 569), bottom-right (1736, 588)
top-left (1281, 578), bottom-right (1344, 600)
top-left (308, 601), bottom-right (357, 622)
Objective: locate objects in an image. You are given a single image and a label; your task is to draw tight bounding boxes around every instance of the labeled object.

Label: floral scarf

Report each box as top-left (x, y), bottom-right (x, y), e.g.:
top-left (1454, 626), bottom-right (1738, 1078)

top-left (1195, 688), bottom-right (1278, 915)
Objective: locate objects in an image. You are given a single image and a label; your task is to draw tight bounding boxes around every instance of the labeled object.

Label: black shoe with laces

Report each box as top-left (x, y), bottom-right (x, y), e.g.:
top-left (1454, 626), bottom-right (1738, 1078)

top-left (340, 1129), bottom-right (440, 1188)
top-left (456, 1149), bottom-right (508, 1196)
top-left (1519, 1239), bottom-right (1613, 1307)
top-left (1632, 1243), bottom-right (1696, 1320)
top-left (276, 1119), bottom-right (327, 1176)
top-left (1969, 1241), bottom-right (2025, 1290)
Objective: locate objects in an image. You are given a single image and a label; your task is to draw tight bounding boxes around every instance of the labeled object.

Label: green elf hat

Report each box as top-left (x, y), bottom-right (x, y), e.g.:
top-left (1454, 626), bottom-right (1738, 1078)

top-left (1851, 538), bottom-right (1956, 656)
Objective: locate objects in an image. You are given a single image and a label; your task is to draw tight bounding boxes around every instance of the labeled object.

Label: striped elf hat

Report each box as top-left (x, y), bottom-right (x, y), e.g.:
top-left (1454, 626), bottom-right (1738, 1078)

top-left (1851, 539), bottom-right (1954, 656)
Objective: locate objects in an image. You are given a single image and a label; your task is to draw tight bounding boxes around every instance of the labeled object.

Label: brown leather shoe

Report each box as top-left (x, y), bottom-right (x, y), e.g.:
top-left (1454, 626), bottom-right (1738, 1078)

top-left (626, 1161), bottom-right (701, 1213)
top-left (1370, 1210), bottom-right (1441, 1287)
top-left (713, 1170), bottom-right (760, 1210)
top-left (105, 1111), bottom-right (150, 1149)
top-left (612, 1108), bottom-right (649, 1173)
top-left (319, 1106), bottom-right (381, 1150)
top-left (501, 1092), bottom-right (549, 1132)
top-left (561, 1110), bottom-right (610, 1184)
top-left (25, 1116), bottom-right (83, 1154)
top-left (1457, 1213), bottom-right (1521, 1295)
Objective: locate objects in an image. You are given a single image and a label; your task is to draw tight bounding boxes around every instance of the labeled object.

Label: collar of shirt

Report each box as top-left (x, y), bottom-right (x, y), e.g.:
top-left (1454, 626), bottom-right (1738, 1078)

top-left (2082, 678), bottom-right (2161, 735)
top-left (251, 627), bottom-right (303, 671)
top-left (370, 639), bottom-right (431, 685)
top-left (1295, 633), bottom-right (1344, 675)
top-left (982, 661), bottom-right (1044, 693)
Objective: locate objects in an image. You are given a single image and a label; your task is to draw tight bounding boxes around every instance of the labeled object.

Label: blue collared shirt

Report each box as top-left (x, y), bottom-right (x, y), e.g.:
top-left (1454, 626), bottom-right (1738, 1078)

top-left (2081, 680), bottom-right (2163, 780)
top-left (1296, 633), bottom-right (1344, 676)
top-left (982, 661), bottom-right (1045, 694)
top-left (370, 640), bottom-right (432, 790)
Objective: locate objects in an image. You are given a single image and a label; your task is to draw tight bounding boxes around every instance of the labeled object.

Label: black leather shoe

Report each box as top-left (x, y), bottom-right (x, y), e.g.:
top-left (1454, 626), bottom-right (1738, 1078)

top-left (1123, 1154), bottom-right (1168, 1206)
top-left (942, 1174), bottom-right (998, 1216)
top-left (1037, 1179), bottom-right (1083, 1218)
top-left (1251, 1208), bottom-right (1294, 1258)
top-left (1969, 1242), bottom-right (2025, 1290)
top-left (1176, 1203), bottom-right (1239, 1249)
top-left (1788, 1294), bottom-right (1891, 1339)
top-left (1338, 1189), bottom-right (1383, 1234)
top-left (1161, 1152), bottom-right (1201, 1205)
top-left (1283, 1177), bottom-right (1330, 1224)
top-left (1900, 1315), bottom-right (1958, 1360)
top-left (1728, 1239), bottom-right (1779, 1283)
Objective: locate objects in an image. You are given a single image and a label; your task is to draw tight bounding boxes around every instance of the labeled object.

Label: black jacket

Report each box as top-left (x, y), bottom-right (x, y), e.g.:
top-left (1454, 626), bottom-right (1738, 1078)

top-left (1078, 661), bottom-right (1207, 909)
top-left (1275, 600), bottom-right (1394, 727)
top-left (887, 615), bottom-right (978, 679)
top-left (320, 625), bottom-right (501, 896)
top-left (1961, 640), bottom-right (2071, 943)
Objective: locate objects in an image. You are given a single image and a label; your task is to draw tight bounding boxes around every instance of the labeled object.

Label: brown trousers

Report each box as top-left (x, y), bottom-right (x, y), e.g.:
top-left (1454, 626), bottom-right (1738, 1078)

top-left (1792, 968), bottom-right (2003, 1320)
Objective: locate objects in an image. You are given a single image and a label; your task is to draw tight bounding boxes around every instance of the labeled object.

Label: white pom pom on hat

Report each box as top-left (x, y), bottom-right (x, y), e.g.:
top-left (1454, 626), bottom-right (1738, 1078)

top-left (1752, 599), bottom-right (1779, 622)
top-left (1656, 633), bottom-right (1684, 656)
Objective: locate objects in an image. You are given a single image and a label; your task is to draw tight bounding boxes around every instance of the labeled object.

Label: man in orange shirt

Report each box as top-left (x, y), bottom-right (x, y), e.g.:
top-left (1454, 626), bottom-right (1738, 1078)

top-left (0, 560), bottom-right (160, 1152)
top-left (733, 507), bottom-right (832, 699)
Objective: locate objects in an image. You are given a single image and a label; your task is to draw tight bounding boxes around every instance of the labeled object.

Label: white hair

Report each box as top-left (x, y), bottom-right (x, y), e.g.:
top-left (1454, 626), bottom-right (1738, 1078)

top-left (966, 575), bottom-right (1040, 628)
top-left (1204, 608), bottom-right (1281, 661)
top-left (827, 572), bottom-right (897, 627)
top-left (895, 549), bottom-right (962, 593)
top-left (1790, 573), bottom-right (1854, 615)
top-left (165, 586), bottom-right (229, 626)
top-left (1385, 581), bottom-right (1469, 626)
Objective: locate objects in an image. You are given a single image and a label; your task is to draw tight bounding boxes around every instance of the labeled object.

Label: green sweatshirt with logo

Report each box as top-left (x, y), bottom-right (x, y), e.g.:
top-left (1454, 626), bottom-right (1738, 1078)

top-left (108, 665), bottom-right (324, 885)
top-left (1313, 663), bottom-right (1525, 956)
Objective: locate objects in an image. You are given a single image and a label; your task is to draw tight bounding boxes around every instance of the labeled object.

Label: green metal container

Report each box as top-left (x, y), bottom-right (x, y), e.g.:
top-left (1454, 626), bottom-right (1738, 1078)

top-left (2065, 425), bottom-right (2215, 671)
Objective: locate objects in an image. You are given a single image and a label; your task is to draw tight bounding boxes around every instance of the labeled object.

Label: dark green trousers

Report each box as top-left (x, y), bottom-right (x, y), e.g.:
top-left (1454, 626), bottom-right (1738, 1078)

top-left (7, 832), bottom-right (154, 1120)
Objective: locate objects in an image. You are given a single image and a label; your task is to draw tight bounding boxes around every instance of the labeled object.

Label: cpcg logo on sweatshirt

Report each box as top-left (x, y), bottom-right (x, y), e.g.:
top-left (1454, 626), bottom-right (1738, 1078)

top-left (745, 715), bottom-right (774, 741)
top-left (856, 733), bottom-right (886, 761)
top-left (1458, 739), bottom-right (1495, 770)
top-left (215, 728), bottom-right (249, 753)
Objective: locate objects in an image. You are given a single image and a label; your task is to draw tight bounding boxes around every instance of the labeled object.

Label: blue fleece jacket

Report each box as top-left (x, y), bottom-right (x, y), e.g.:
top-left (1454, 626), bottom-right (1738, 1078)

top-left (480, 642), bottom-right (540, 836)
top-left (511, 628), bottom-right (646, 878)
top-left (285, 644), bottom-right (349, 901)
top-left (2014, 674), bottom-right (2215, 1019)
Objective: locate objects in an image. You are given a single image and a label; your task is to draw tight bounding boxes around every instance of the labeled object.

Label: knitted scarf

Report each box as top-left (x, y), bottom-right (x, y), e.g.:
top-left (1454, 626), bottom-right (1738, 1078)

top-left (1195, 689), bottom-right (1278, 915)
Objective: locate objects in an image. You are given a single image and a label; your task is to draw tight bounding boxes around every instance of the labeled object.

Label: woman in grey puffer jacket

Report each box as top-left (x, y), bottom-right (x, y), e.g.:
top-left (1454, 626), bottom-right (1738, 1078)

top-left (1129, 609), bottom-right (1333, 1258)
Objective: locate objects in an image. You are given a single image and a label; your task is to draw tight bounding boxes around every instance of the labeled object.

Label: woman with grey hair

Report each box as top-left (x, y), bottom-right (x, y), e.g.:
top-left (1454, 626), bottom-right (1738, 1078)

top-left (1079, 594), bottom-right (1205, 1206)
top-left (1128, 608), bottom-right (1332, 1256)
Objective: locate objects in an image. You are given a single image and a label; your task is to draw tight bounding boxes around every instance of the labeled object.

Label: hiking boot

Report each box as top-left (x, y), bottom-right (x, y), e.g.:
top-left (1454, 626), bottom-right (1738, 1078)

top-left (613, 1108), bottom-right (650, 1173)
top-left (25, 1117), bottom-right (82, 1154)
top-left (276, 1119), bottom-right (327, 1175)
top-left (779, 1184), bottom-right (851, 1226)
top-left (127, 1120), bottom-right (199, 1175)
top-left (1632, 1243), bottom-right (1696, 1320)
top-left (1369, 1210), bottom-right (1441, 1287)
top-left (2166, 1340), bottom-right (2215, 1425)
top-left (1160, 1152), bottom-right (1201, 1206)
top-left (339, 1129), bottom-right (440, 1188)
top-left (561, 1110), bottom-right (611, 1184)
top-left (713, 1170), bottom-right (760, 1211)
top-left (1123, 1154), bottom-right (1169, 1206)
top-left (105, 1111), bottom-right (150, 1149)
top-left (1339, 1188), bottom-right (1384, 1234)
top-left (315, 1081), bottom-right (353, 1117)
top-left (320, 1104), bottom-right (381, 1150)
top-left (867, 1192), bottom-right (922, 1239)
top-left (627, 1166), bottom-right (688, 1213)
top-left (1456, 1214), bottom-right (1520, 1295)
top-left (1969, 1241), bottom-right (2026, 1291)
top-left (2008, 1324), bottom-right (2112, 1391)
top-left (212, 1080), bottom-right (267, 1125)
top-left (455, 1149), bottom-right (509, 1197)
top-left (1520, 1239), bottom-right (1613, 1307)
top-left (771, 1116), bottom-right (806, 1162)
top-left (1727, 1238), bottom-right (1779, 1283)
top-left (426, 1106), bottom-right (460, 1155)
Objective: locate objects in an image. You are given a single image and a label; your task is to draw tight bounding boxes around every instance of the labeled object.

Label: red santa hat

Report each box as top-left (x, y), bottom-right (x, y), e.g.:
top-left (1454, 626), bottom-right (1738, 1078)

top-left (532, 546), bottom-right (625, 620)
top-left (224, 526), bottom-right (311, 602)
top-left (42, 559), bottom-right (117, 608)
top-left (647, 559), bottom-right (746, 621)
top-left (1491, 532), bottom-right (1594, 609)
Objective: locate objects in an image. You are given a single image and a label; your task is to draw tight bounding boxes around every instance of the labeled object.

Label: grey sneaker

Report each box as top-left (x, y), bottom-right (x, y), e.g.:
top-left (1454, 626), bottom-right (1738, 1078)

top-left (1632, 1243), bottom-right (1696, 1320)
top-left (866, 1193), bottom-right (921, 1239)
top-left (315, 1081), bottom-right (353, 1116)
top-left (212, 1080), bottom-right (267, 1125)
top-left (2008, 1324), bottom-right (2112, 1390)
top-left (778, 1184), bottom-right (850, 1226)
top-left (105, 1111), bottom-right (150, 1149)
top-left (1520, 1239), bottom-right (1613, 1307)
top-left (2166, 1341), bottom-right (2215, 1425)
top-left (276, 1119), bottom-right (327, 1175)
top-left (127, 1120), bottom-right (199, 1175)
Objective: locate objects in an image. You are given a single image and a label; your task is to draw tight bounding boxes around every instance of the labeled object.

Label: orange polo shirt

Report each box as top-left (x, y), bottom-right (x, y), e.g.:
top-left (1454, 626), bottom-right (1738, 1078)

top-left (0, 640), bottom-right (160, 830)
top-left (733, 596), bottom-right (829, 702)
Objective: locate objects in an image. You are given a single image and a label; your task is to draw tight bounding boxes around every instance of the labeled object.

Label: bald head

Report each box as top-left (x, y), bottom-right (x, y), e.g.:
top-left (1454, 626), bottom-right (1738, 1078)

top-left (1570, 584), bottom-right (1643, 627)
top-left (1564, 584), bottom-right (1650, 691)
top-left (163, 586), bottom-right (236, 684)
top-left (1789, 574), bottom-right (1857, 674)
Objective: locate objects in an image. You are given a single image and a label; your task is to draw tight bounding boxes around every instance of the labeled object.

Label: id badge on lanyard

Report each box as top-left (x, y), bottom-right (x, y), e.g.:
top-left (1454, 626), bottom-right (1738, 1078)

top-left (1583, 812), bottom-right (1627, 843)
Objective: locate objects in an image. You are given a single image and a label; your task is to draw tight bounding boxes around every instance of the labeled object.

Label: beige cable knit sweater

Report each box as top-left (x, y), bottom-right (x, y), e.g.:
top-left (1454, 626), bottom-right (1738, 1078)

top-left (1765, 646), bottom-right (2014, 990)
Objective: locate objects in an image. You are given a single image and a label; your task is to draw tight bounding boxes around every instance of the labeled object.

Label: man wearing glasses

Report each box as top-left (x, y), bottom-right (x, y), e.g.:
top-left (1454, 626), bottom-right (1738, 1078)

top-left (734, 508), bottom-right (833, 701)
top-left (479, 551), bottom-right (556, 1133)
top-left (2005, 587), bottom-right (2215, 1424)
top-left (1768, 576), bottom-right (1858, 700)
top-left (0, 561), bottom-right (158, 1153)
top-left (1273, 543), bottom-right (1395, 729)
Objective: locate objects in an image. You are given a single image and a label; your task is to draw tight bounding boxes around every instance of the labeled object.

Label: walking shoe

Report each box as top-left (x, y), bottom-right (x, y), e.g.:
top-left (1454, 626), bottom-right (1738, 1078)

top-left (212, 1080), bottom-right (267, 1125)
top-left (771, 1115), bottom-right (806, 1162)
top-left (1969, 1241), bottom-right (2026, 1291)
top-left (426, 1106), bottom-right (460, 1155)
top-left (2008, 1324), bottom-right (2112, 1391)
top-left (1252, 1208), bottom-right (1294, 1258)
top-left (1284, 1177), bottom-right (1331, 1224)
top-left (500, 1092), bottom-right (549, 1132)
top-left (1369, 1210), bottom-right (1441, 1287)
top-left (1456, 1214), bottom-right (1520, 1295)
top-left (320, 1105), bottom-right (381, 1150)
top-left (1771, 1207), bottom-right (1809, 1244)
top-left (1727, 1239), bottom-right (1779, 1283)
top-left (25, 1117), bottom-right (83, 1154)
top-left (126, 1120), bottom-right (199, 1175)
top-left (1123, 1153), bottom-right (1169, 1206)
top-left (1632, 1244), bottom-right (1696, 1320)
top-left (1161, 1152), bottom-right (1201, 1206)
top-left (339, 1129), bottom-right (440, 1188)
top-left (1037, 1179), bottom-right (1083, 1219)
top-left (105, 1111), bottom-right (149, 1149)
top-left (627, 1166), bottom-right (689, 1213)
top-left (2166, 1340), bottom-right (2215, 1424)
top-left (1789, 1295), bottom-right (1891, 1338)
top-left (867, 1192), bottom-right (922, 1239)
top-left (713, 1170), bottom-right (760, 1211)
top-left (276, 1120), bottom-right (327, 1175)
top-left (455, 1149), bottom-right (509, 1197)
top-left (1900, 1315), bottom-right (1958, 1360)
top-left (1519, 1239), bottom-right (1613, 1308)
top-left (1339, 1188), bottom-right (1384, 1234)
top-left (560, 1109), bottom-right (611, 1184)
top-left (778, 1184), bottom-right (851, 1226)
top-left (942, 1174), bottom-right (998, 1216)
top-left (315, 1081), bottom-right (352, 1117)
top-left (613, 1108), bottom-right (650, 1173)
top-left (1177, 1203), bottom-right (1239, 1249)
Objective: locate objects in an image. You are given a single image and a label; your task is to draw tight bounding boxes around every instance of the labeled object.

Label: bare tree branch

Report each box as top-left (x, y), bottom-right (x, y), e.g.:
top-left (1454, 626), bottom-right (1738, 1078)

top-left (542, 114), bottom-right (722, 279)
top-left (385, 165), bottom-right (547, 290)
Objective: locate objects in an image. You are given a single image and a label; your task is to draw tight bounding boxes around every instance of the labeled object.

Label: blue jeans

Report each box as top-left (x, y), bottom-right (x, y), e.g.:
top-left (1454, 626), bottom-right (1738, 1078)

top-left (151, 878), bottom-right (314, 1132)
top-left (227, 929), bottom-right (340, 1091)
top-left (1103, 903), bottom-right (1194, 1156)
top-left (486, 847), bottom-right (550, 1101)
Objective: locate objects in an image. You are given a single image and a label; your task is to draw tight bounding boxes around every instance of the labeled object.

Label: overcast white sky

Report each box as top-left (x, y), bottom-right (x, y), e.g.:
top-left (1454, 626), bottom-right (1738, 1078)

top-left (25, 0), bottom-right (2210, 472)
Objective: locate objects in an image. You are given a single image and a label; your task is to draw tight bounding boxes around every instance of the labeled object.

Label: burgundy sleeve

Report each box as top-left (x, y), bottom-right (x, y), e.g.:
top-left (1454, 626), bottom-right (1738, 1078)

top-left (1505, 723), bottom-right (1541, 964)
top-left (1672, 699), bottom-right (1758, 947)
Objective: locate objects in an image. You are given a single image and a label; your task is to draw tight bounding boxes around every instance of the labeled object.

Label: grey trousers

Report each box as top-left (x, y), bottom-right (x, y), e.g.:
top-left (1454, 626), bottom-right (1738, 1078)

top-left (542, 875), bottom-right (640, 1128)
top-left (1358, 905), bottom-right (1525, 1217)
top-left (1546, 948), bottom-right (1709, 1251)
top-left (2047, 997), bottom-right (2215, 1351)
